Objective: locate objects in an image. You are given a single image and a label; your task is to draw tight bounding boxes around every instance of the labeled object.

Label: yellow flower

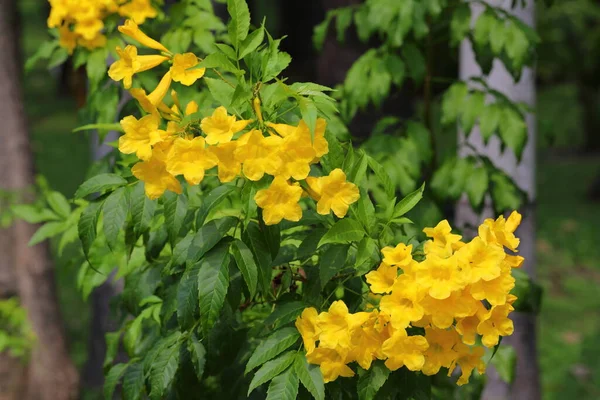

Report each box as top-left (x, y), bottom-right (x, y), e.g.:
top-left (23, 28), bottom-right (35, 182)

top-left (423, 220), bottom-right (463, 258)
top-left (478, 211), bottom-right (521, 251)
top-left (201, 107), bottom-right (252, 145)
top-left (108, 45), bottom-right (168, 89)
top-left (131, 156), bottom-right (182, 200)
top-left (234, 130), bottom-right (282, 181)
top-left (448, 344), bottom-right (486, 386)
top-left (477, 303), bottom-right (514, 348)
top-left (118, 19), bottom-right (168, 52)
top-left (381, 243), bottom-right (413, 267)
top-left (305, 169), bottom-right (360, 218)
top-left (78, 34), bottom-right (107, 50)
top-left (421, 327), bottom-right (460, 376)
top-left (270, 121), bottom-right (317, 180)
top-left (58, 26), bottom-right (78, 54)
top-left (456, 237), bottom-right (505, 283)
top-left (365, 262), bottom-right (398, 294)
top-left (455, 304), bottom-right (486, 345)
top-left (379, 274), bottom-right (425, 328)
top-left (415, 253), bottom-right (464, 300)
top-left (208, 142), bottom-right (241, 183)
top-left (469, 264), bottom-right (515, 306)
top-left (147, 72), bottom-right (173, 106)
top-left (306, 348), bottom-right (354, 383)
top-left (119, 0), bottom-right (158, 24)
top-left (165, 137), bottom-right (219, 185)
top-left (421, 290), bottom-right (480, 329)
top-left (185, 101), bottom-right (199, 116)
top-left (74, 18), bottom-right (104, 41)
top-left (313, 118), bottom-right (329, 158)
top-left (316, 301), bottom-right (370, 350)
top-left (347, 311), bottom-right (389, 369)
top-left (118, 114), bottom-right (166, 160)
top-left (382, 329), bottom-right (428, 371)
top-left (254, 177), bottom-right (303, 225)
top-left (295, 308), bottom-right (321, 354)
top-left (170, 53), bottom-right (206, 86)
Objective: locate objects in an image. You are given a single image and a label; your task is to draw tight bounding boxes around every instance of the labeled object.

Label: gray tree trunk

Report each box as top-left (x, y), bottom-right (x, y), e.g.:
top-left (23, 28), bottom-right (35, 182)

top-left (456, 1), bottom-right (540, 400)
top-left (0, 0), bottom-right (79, 399)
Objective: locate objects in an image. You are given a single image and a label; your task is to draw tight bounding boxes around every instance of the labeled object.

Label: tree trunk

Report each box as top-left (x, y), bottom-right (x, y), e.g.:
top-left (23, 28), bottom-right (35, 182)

top-left (0, 1), bottom-right (79, 399)
top-left (456, 1), bottom-right (540, 400)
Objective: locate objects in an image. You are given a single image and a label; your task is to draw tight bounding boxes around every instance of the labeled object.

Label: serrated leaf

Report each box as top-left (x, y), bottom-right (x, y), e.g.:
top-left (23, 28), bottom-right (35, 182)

top-left (204, 77), bottom-right (235, 108)
top-left (28, 221), bottom-right (67, 246)
top-left (103, 187), bottom-right (128, 249)
top-left (46, 191), bottom-right (70, 219)
top-left (227, 0), bottom-right (250, 48)
top-left (392, 183), bottom-right (424, 219)
top-left (480, 103), bottom-right (502, 142)
top-left (198, 52), bottom-right (241, 74)
top-left (239, 26), bottom-right (265, 59)
top-left (149, 342), bottom-right (180, 399)
top-left (499, 107), bottom-right (528, 159)
top-left (243, 221), bottom-right (274, 295)
top-left (245, 328), bottom-right (300, 373)
top-left (188, 216), bottom-right (237, 263)
top-left (266, 366), bottom-right (299, 400)
top-left (356, 188), bottom-right (375, 233)
top-left (104, 363), bottom-right (128, 400)
top-left (264, 301), bottom-right (306, 329)
top-left (357, 361), bottom-right (390, 400)
top-left (367, 156), bottom-right (395, 200)
top-left (130, 181), bottom-right (156, 237)
top-left (441, 82), bottom-right (469, 125)
top-left (188, 335), bottom-right (207, 381)
top-left (75, 173), bottom-right (127, 199)
top-left (318, 219), bottom-right (366, 248)
top-left (198, 242), bottom-right (231, 333)
top-left (248, 352), bottom-right (296, 395)
top-left (294, 353), bottom-right (325, 400)
top-left (465, 166), bottom-right (489, 210)
top-left (197, 184), bottom-right (238, 226)
top-left (355, 237), bottom-right (380, 275)
top-left (490, 172), bottom-right (523, 213)
top-left (122, 362), bottom-right (144, 400)
top-left (320, 244), bottom-right (349, 288)
top-left (177, 262), bottom-right (200, 329)
top-left (163, 191), bottom-right (188, 245)
top-left (346, 150), bottom-right (369, 186)
top-left (299, 98), bottom-right (318, 140)
top-left (230, 239), bottom-right (258, 297)
top-left (461, 91), bottom-right (486, 135)
top-left (78, 200), bottom-right (103, 257)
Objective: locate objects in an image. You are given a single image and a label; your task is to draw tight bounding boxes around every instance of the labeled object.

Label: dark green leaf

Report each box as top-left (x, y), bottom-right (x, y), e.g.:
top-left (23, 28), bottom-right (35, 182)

top-left (367, 156), bottom-right (395, 200)
top-left (177, 262), bottom-right (200, 330)
top-left (74, 173), bottom-right (127, 199)
top-left (149, 342), bottom-right (180, 399)
top-left (103, 187), bottom-right (128, 249)
top-left (264, 301), bottom-right (306, 329)
top-left (313, 14), bottom-right (332, 51)
top-left (188, 216), bottom-right (237, 263)
top-left (402, 43), bottom-right (426, 85)
top-left (245, 328), bottom-right (300, 373)
top-left (392, 183), bottom-right (425, 219)
top-left (320, 244), bottom-right (349, 288)
top-left (294, 353), bottom-right (325, 400)
top-left (248, 352), bottom-right (296, 395)
top-left (188, 335), bottom-right (207, 381)
top-left (357, 361), bottom-right (390, 400)
top-left (130, 181), bottom-right (156, 237)
top-left (163, 191), bottom-right (188, 245)
top-left (196, 184), bottom-right (237, 226)
top-left (104, 363), bottom-right (128, 400)
top-left (243, 221), bottom-right (274, 295)
top-left (78, 200), bottom-right (103, 257)
top-left (356, 188), bottom-right (376, 233)
top-left (266, 366), bottom-right (299, 400)
top-left (204, 77), bottom-right (235, 108)
top-left (230, 239), bottom-right (258, 297)
top-left (122, 362), bottom-right (144, 400)
top-left (198, 242), bottom-right (231, 333)
top-left (451, 4), bottom-right (472, 45)
top-left (318, 219), bottom-right (366, 248)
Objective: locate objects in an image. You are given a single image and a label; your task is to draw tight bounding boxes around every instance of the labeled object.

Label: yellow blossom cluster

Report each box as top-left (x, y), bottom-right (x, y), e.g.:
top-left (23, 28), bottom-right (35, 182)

top-left (48, 0), bottom-right (157, 53)
top-left (108, 21), bottom-right (360, 225)
top-left (296, 212), bottom-right (523, 385)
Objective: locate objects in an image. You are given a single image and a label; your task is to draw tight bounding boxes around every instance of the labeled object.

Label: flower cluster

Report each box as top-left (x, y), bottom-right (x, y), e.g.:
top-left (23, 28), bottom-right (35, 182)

top-left (296, 212), bottom-right (523, 385)
top-left (48, 0), bottom-right (157, 53)
top-left (109, 21), bottom-right (360, 225)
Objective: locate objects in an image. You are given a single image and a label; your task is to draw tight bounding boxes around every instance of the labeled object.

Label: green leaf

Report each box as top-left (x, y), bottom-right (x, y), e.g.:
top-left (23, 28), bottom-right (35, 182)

top-left (392, 183), bottom-right (424, 219)
top-left (461, 91), bottom-right (486, 135)
top-left (318, 219), bottom-right (366, 248)
top-left (299, 98), bottom-right (318, 140)
top-left (248, 352), bottom-right (296, 395)
top-left (465, 166), bottom-right (489, 210)
top-left (357, 361), bottom-right (390, 400)
top-left (11, 205), bottom-right (59, 224)
top-left (78, 200), bottom-right (103, 258)
top-left (335, 8), bottom-right (353, 42)
top-left (266, 366), bottom-right (299, 400)
top-left (204, 77), bottom-right (235, 108)
top-left (490, 345), bottom-right (516, 384)
top-left (346, 150), bottom-right (369, 186)
top-left (504, 21), bottom-right (529, 69)
top-left (74, 173), bottom-right (127, 199)
top-left (72, 123), bottom-right (123, 133)
top-left (239, 26), bottom-right (265, 59)
top-left (177, 262), bottom-right (200, 330)
top-left (163, 191), bottom-right (188, 245)
top-left (104, 332), bottom-right (120, 369)
top-left (313, 13), bottom-right (332, 51)
top-left (122, 362), bottom-right (144, 400)
top-left (103, 187), bottom-right (128, 249)
top-left (356, 188), bottom-right (376, 233)
top-left (401, 43), bottom-right (426, 85)
top-left (441, 82), bottom-right (468, 125)
top-left (130, 181), bottom-right (156, 237)
top-left (198, 242), bottom-right (231, 333)
top-left (245, 328), bottom-right (300, 373)
top-left (480, 103), bottom-right (502, 143)
top-left (188, 335), bottom-right (207, 381)
top-left (451, 4), bottom-right (472, 46)
top-left (367, 156), bottom-right (395, 200)
top-left (230, 239), bottom-right (258, 297)
top-left (355, 237), bottom-right (380, 275)
top-left (198, 52), bottom-right (241, 74)
top-left (28, 221), bottom-right (67, 246)
top-left (320, 244), bottom-right (349, 288)
top-left (188, 216), bottom-right (237, 263)
top-left (227, 0), bottom-right (251, 48)
top-left (197, 184), bottom-right (237, 226)
top-left (215, 43), bottom-right (237, 59)
top-left (490, 172), bottom-right (524, 213)
top-left (243, 221), bottom-right (274, 295)
top-left (499, 107), bottom-right (528, 159)
top-left (86, 48), bottom-right (108, 89)
top-left (149, 342), bottom-right (180, 400)
top-left (104, 363), bottom-right (128, 400)
top-left (294, 353), bottom-right (325, 400)
top-left (46, 191), bottom-right (71, 219)
top-left (264, 301), bottom-right (306, 328)
top-left (474, 11), bottom-right (495, 47)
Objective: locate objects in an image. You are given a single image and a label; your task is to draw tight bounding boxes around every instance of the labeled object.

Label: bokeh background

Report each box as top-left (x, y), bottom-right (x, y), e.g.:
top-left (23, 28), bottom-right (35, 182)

top-left (11, 0), bottom-right (600, 399)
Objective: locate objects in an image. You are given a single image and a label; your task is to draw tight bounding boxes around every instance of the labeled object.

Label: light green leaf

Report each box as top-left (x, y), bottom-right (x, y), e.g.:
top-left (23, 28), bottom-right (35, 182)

top-left (198, 242), bottom-right (231, 333)
top-left (74, 173), bottom-right (127, 199)
top-left (198, 52), bottom-right (241, 74)
top-left (480, 103), bottom-right (502, 143)
top-left (499, 107), bottom-right (528, 159)
top-left (266, 366), bottom-right (299, 400)
top-left (335, 8), bottom-right (353, 42)
top-left (248, 352), bottom-right (295, 395)
top-left (215, 43), bottom-right (237, 59)
top-left (230, 239), bottom-right (258, 297)
top-left (490, 172), bottom-right (523, 213)
top-left (356, 188), bottom-right (375, 233)
top-left (28, 221), bottom-right (67, 246)
top-left (357, 361), bottom-right (390, 400)
top-left (320, 244), bottom-right (349, 288)
top-left (367, 156), bottom-right (395, 200)
top-left (239, 26), bottom-right (265, 59)
top-left (465, 166), bottom-right (489, 210)
top-left (163, 191), bottom-right (188, 245)
top-left (451, 4), bottom-right (471, 46)
top-left (318, 219), bottom-right (366, 248)
top-left (245, 328), bottom-right (300, 373)
top-left (78, 200), bottom-right (103, 257)
top-left (104, 363), bottom-right (128, 400)
top-left (313, 13), bottom-right (332, 51)
top-left (11, 205), bottom-right (59, 224)
top-left (461, 91), bottom-right (487, 136)
top-left (392, 182), bottom-right (425, 219)
top-left (294, 353), bottom-right (325, 400)
top-left (355, 237), bottom-right (380, 275)
top-left (490, 345), bottom-right (516, 384)
top-left (46, 191), bottom-right (71, 219)
top-left (299, 98), bottom-right (318, 140)
top-left (441, 82), bottom-right (468, 125)
top-left (103, 187), bottom-right (128, 249)
top-left (204, 77), bottom-right (235, 108)
top-left (227, 0), bottom-right (251, 48)
top-left (243, 221), bottom-right (274, 295)
top-left (188, 335), bottom-right (207, 381)
top-left (122, 362), bottom-right (144, 400)
top-left (72, 123), bottom-right (123, 133)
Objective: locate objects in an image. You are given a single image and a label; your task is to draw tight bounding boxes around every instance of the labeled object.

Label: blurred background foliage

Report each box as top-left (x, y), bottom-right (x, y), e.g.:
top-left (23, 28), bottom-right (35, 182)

top-left (15, 0), bottom-right (600, 398)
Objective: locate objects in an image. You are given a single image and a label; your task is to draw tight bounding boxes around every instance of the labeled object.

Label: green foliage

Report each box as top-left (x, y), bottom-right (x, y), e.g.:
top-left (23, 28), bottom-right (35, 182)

top-left (0, 298), bottom-right (35, 360)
